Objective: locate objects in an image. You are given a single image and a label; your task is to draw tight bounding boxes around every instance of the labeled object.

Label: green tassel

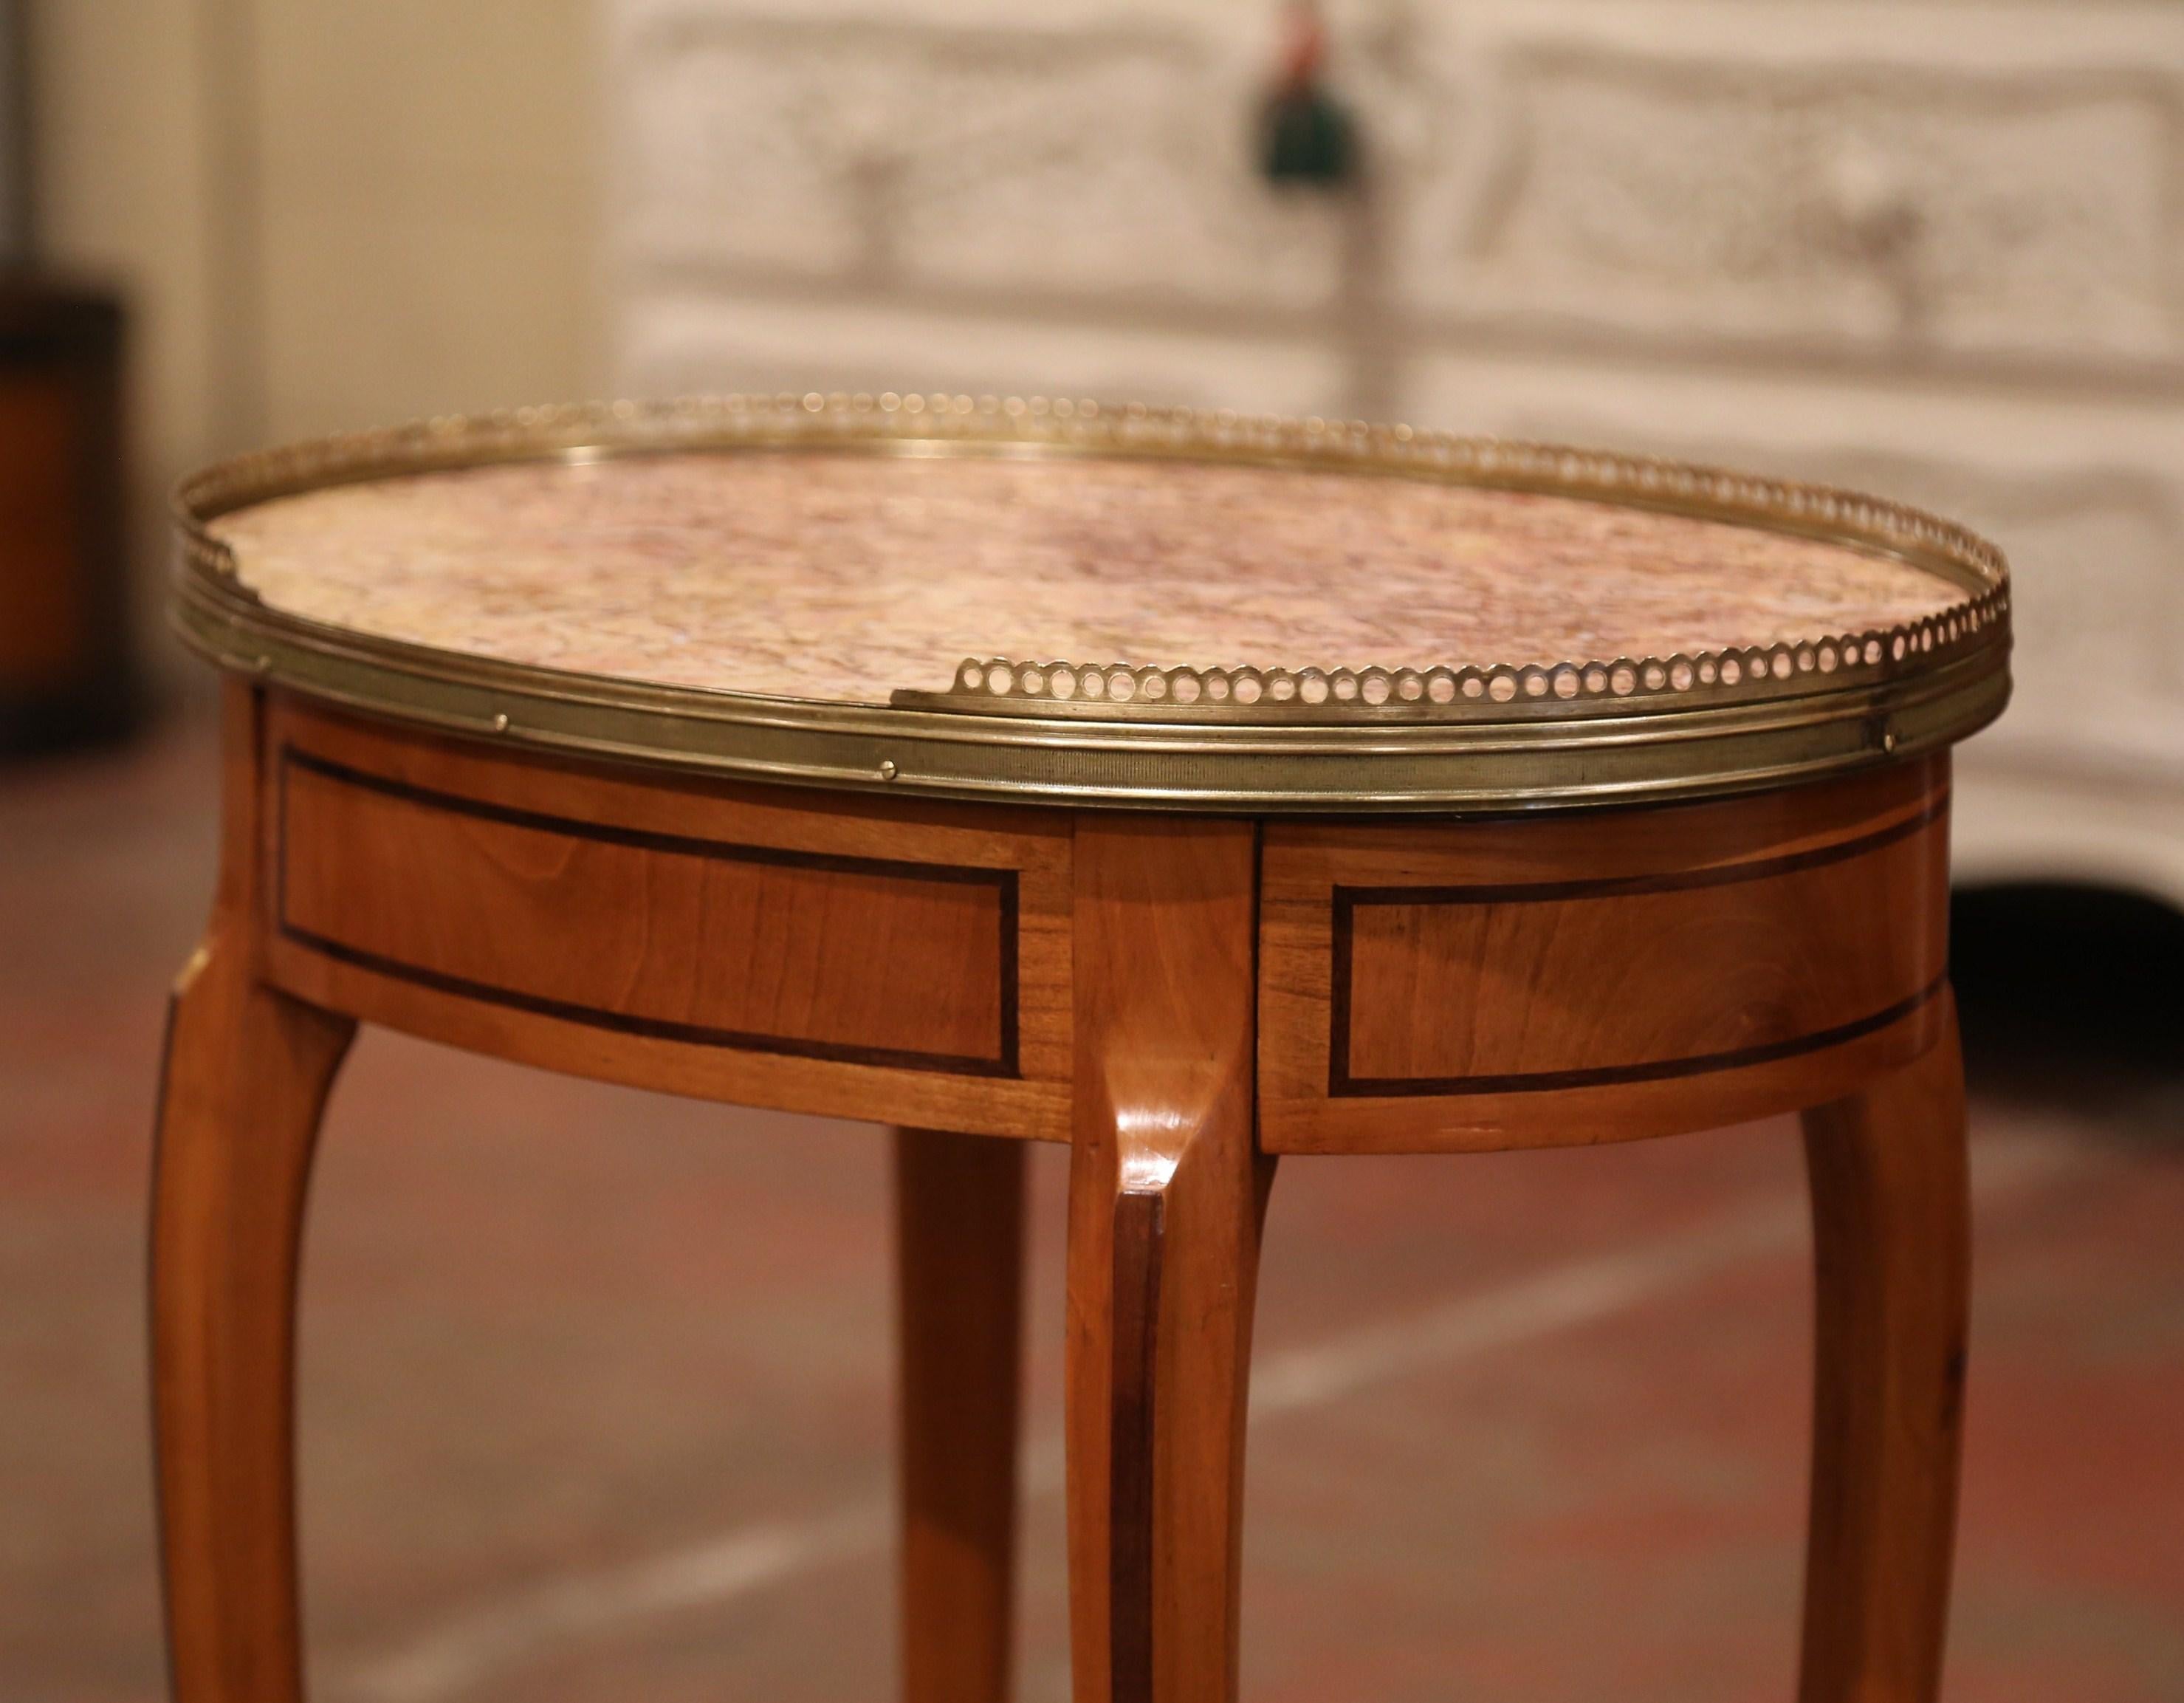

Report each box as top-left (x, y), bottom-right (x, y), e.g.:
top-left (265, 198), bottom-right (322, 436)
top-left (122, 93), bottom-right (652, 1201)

top-left (1262, 88), bottom-right (1356, 186)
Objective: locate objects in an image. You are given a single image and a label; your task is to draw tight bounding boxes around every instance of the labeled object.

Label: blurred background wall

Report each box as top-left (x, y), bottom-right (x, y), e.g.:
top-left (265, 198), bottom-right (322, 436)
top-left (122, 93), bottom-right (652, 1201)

top-left (16, 0), bottom-right (2184, 905)
top-left (18, 0), bottom-right (602, 679)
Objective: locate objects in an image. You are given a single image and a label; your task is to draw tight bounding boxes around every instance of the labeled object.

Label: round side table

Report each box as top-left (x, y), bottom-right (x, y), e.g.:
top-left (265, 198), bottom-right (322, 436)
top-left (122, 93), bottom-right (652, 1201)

top-left (156, 397), bottom-right (2010, 1703)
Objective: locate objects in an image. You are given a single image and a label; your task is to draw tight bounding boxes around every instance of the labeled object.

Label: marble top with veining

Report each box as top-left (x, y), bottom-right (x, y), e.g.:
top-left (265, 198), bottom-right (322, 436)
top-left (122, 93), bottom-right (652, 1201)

top-left (210, 450), bottom-right (1961, 705)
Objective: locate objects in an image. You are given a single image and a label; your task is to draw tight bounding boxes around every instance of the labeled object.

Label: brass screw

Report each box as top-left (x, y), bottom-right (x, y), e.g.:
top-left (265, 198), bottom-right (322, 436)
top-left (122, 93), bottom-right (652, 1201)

top-left (878, 759), bottom-right (899, 781)
top-left (491, 713), bottom-right (510, 733)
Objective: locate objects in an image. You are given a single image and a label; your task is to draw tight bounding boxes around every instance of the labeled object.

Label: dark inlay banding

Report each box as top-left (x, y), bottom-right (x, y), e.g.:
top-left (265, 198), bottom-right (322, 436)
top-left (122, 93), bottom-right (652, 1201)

top-left (1108, 1186), bottom-right (1164, 1703)
top-left (275, 746), bottom-right (1021, 1077)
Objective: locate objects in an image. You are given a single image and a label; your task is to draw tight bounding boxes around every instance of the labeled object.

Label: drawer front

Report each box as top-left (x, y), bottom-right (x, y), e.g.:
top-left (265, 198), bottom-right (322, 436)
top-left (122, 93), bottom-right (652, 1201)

top-left (278, 747), bottom-right (1014, 1075)
top-left (1262, 760), bottom-right (1952, 1152)
top-left (262, 699), bottom-right (1071, 1137)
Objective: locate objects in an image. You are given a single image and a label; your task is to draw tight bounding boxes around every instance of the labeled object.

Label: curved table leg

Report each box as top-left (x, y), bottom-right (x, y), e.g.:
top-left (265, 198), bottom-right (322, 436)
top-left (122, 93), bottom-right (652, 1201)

top-left (895, 1125), bottom-right (1026, 1703)
top-left (1797, 994), bottom-right (1971, 1703)
top-left (151, 936), bottom-right (354, 1703)
top-left (1064, 819), bottom-right (1274, 1703)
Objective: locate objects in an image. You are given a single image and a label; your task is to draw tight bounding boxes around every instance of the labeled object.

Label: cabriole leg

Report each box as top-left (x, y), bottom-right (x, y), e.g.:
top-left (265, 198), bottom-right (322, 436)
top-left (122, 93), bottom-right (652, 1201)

top-left (151, 937), bottom-right (354, 1703)
top-left (1063, 819), bottom-right (1273, 1703)
top-left (1798, 997), bottom-right (1971, 1703)
top-left (895, 1125), bottom-right (1027, 1703)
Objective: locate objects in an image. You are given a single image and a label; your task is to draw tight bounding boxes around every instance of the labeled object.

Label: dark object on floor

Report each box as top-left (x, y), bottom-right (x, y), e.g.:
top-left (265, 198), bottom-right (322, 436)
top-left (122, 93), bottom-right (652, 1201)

top-left (1952, 882), bottom-right (2184, 1095)
top-left (0, 278), bottom-right (136, 755)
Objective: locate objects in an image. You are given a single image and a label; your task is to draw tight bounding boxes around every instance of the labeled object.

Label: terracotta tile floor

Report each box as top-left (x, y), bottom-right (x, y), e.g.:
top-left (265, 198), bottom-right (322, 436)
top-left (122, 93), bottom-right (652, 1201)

top-left (3, 707), bottom-right (2180, 1702)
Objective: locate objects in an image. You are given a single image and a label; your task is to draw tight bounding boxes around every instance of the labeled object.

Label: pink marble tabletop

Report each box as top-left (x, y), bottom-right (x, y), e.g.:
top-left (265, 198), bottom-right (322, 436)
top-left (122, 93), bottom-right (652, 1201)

top-left (210, 450), bottom-right (1962, 707)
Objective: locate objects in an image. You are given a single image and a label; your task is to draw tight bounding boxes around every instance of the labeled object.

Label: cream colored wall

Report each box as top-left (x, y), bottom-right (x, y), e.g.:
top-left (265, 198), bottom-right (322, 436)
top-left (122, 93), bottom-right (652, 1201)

top-left (27, 0), bottom-right (603, 682)
top-left (251, 1), bottom-right (602, 440)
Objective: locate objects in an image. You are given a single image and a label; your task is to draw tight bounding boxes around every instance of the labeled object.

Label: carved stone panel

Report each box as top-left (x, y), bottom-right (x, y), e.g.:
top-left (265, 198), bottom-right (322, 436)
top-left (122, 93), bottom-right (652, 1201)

top-left (1411, 47), bottom-right (2183, 362)
top-left (617, 296), bottom-right (1350, 418)
top-left (618, 10), bottom-right (1343, 313)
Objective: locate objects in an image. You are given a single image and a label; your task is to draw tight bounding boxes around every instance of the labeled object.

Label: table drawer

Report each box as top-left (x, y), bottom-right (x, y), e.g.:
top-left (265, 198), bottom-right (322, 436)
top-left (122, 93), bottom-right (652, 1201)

top-left (260, 697), bottom-right (1072, 1137)
top-left (1260, 759), bottom-right (1952, 1152)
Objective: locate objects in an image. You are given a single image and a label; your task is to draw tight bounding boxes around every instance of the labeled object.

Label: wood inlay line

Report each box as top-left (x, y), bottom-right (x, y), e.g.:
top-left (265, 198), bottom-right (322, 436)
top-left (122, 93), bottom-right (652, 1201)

top-left (1338, 793), bottom-right (1947, 912)
top-left (1331, 976), bottom-right (1946, 1099)
top-left (280, 747), bottom-right (1020, 888)
top-left (1108, 1186), bottom-right (1164, 1703)
top-left (1327, 801), bottom-right (1948, 1098)
top-left (275, 746), bottom-right (1021, 1078)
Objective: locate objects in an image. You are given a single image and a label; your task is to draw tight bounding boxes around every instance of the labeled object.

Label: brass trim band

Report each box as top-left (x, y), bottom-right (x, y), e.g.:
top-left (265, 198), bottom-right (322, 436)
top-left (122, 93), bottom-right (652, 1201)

top-left (171, 394), bottom-right (2012, 812)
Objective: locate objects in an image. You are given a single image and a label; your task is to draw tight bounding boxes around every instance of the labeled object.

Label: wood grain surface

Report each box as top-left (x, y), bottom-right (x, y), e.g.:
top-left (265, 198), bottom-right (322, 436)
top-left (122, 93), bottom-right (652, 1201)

top-left (895, 1127), bottom-right (1026, 1703)
top-left (1063, 819), bottom-right (1273, 1703)
top-left (151, 687), bottom-right (356, 1703)
top-left (1260, 758), bottom-right (1952, 1152)
top-left (277, 747), bottom-right (1017, 1075)
top-left (261, 696), bottom-right (1073, 1140)
top-left (1799, 1001), bottom-right (1971, 1703)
